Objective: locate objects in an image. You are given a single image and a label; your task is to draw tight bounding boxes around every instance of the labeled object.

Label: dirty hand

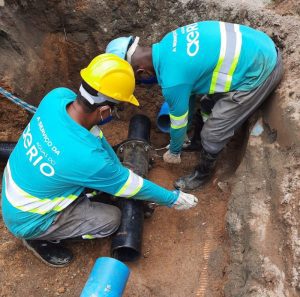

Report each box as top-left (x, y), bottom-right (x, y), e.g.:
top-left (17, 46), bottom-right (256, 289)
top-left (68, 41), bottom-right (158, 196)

top-left (173, 191), bottom-right (198, 210)
top-left (163, 150), bottom-right (181, 164)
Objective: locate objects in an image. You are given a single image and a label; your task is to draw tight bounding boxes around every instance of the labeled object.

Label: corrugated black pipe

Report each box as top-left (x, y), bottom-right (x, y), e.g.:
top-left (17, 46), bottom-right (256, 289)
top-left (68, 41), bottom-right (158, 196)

top-left (111, 114), bottom-right (151, 262)
top-left (0, 142), bottom-right (16, 162)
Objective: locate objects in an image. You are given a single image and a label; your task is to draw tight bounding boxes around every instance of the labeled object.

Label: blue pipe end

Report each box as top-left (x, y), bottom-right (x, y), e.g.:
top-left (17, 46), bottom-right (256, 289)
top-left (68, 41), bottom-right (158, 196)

top-left (80, 257), bottom-right (130, 297)
top-left (157, 101), bottom-right (170, 133)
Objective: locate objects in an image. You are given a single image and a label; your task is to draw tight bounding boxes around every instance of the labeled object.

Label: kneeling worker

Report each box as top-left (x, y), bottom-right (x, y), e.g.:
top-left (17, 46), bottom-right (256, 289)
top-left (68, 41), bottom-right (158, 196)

top-left (1, 53), bottom-right (198, 267)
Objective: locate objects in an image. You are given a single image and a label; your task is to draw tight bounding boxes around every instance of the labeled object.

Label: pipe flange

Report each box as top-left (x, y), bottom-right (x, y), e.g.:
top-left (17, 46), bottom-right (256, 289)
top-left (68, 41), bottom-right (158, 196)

top-left (117, 139), bottom-right (154, 157)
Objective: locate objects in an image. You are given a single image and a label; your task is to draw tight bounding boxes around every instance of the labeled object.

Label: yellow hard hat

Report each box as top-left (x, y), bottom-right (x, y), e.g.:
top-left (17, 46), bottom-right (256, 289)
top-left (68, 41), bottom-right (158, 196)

top-left (80, 53), bottom-right (139, 106)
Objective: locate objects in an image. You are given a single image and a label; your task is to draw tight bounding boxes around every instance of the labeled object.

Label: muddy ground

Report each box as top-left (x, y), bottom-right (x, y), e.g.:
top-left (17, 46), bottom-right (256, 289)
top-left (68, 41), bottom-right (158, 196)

top-left (0, 0), bottom-right (299, 297)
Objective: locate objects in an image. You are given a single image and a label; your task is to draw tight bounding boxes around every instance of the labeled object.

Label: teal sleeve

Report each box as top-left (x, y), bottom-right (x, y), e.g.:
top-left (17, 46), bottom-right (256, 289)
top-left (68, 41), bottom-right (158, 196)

top-left (81, 146), bottom-right (179, 206)
top-left (101, 135), bottom-right (121, 165)
top-left (136, 179), bottom-right (179, 206)
top-left (162, 84), bottom-right (193, 154)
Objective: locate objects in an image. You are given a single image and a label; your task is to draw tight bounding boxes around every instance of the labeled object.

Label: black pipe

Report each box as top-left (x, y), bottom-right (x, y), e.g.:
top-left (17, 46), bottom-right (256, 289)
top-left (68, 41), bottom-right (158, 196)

top-left (0, 142), bottom-right (16, 162)
top-left (111, 114), bottom-right (152, 262)
top-left (127, 114), bottom-right (151, 143)
top-left (111, 199), bottom-right (144, 262)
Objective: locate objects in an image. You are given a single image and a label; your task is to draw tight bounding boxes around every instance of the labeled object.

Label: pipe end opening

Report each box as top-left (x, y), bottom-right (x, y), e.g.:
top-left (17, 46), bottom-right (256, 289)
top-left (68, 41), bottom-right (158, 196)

top-left (112, 247), bottom-right (140, 262)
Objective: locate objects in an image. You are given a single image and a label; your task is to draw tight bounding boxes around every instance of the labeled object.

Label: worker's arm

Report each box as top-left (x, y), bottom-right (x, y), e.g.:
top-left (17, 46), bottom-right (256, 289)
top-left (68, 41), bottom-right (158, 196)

top-left (81, 141), bottom-right (179, 206)
top-left (101, 137), bottom-right (179, 205)
top-left (90, 126), bottom-right (122, 165)
top-left (162, 84), bottom-right (193, 154)
top-left (101, 134), bottom-right (122, 165)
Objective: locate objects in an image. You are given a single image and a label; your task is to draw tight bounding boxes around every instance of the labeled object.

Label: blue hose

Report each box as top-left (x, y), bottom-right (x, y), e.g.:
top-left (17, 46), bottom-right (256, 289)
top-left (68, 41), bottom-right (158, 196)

top-left (0, 87), bottom-right (37, 114)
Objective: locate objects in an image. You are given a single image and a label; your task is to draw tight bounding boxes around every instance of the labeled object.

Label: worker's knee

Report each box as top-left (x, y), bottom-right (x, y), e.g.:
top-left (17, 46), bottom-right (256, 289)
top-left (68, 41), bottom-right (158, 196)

top-left (200, 127), bottom-right (230, 154)
top-left (99, 205), bottom-right (121, 236)
top-left (201, 125), bottom-right (222, 144)
top-left (89, 203), bottom-right (122, 237)
top-left (108, 206), bottom-right (121, 231)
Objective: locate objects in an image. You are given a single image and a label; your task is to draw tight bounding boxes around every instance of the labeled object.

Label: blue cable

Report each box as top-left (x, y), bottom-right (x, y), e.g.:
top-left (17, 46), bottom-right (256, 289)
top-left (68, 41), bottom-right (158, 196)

top-left (0, 87), bottom-right (37, 114)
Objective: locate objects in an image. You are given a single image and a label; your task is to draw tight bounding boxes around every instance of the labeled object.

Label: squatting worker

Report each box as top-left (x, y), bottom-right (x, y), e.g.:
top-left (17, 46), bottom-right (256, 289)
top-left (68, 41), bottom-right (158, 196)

top-left (106, 21), bottom-right (283, 191)
top-left (1, 54), bottom-right (198, 267)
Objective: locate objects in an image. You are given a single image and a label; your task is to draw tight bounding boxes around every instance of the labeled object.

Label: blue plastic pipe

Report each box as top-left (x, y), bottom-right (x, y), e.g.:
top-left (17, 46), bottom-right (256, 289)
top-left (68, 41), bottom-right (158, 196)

top-left (156, 101), bottom-right (170, 133)
top-left (80, 257), bottom-right (130, 297)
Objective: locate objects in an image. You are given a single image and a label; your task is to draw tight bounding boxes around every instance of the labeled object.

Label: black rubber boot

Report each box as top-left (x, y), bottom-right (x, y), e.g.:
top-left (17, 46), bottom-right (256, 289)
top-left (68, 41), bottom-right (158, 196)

top-left (174, 149), bottom-right (218, 191)
top-left (22, 239), bottom-right (73, 267)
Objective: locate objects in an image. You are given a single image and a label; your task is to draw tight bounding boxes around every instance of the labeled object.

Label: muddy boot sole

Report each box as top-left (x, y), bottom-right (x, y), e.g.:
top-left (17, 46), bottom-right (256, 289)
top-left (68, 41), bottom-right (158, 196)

top-left (22, 239), bottom-right (73, 268)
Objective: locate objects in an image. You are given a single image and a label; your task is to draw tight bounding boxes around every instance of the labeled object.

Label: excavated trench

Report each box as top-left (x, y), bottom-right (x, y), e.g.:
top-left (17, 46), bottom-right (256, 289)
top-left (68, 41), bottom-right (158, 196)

top-left (0, 1), bottom-right (299, 296)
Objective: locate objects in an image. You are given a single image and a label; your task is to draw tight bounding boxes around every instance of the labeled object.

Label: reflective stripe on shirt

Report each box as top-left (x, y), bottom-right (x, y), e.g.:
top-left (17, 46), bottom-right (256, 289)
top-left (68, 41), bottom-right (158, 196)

top-left (4, 162), bottom-right (77, 215)
top-left (170, 111), bottom-right (188, 129)
top-left (114, 169), bottom-right (143, 198)
top-left (90, 126), bottom-right (103, 138)
top-left (209, 22), bottom-right (242, 94)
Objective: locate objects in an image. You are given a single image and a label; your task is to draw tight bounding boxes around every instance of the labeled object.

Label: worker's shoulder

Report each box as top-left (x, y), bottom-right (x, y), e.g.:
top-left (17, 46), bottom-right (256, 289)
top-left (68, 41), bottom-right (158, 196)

top-left (39, 87), bottom-right (76, 109)
top-left (45, 87), bottom-right (77, 99)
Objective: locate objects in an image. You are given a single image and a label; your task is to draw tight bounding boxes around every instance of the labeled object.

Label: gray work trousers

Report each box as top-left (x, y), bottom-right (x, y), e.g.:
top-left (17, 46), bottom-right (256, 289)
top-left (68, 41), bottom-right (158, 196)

top-left (201, 50), bottom-right (284, 154)
top-left (35, 195), bottom-right (121, 241)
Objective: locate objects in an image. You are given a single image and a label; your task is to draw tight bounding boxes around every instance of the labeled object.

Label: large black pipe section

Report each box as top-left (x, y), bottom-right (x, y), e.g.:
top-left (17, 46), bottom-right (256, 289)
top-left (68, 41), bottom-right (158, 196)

top-left (111, 114), bottom-right (152, 262)
top-left (0, 142), bottom-right (16, 162)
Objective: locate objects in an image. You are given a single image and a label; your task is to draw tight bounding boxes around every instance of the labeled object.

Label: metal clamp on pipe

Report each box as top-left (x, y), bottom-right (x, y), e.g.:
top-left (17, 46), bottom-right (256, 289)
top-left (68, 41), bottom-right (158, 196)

top-left (111, 114), bottom-right (155, 262)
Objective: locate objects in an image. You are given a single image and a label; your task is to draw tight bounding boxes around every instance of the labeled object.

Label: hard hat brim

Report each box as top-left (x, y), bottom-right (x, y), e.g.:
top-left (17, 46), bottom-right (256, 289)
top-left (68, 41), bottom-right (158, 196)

top-left (129, 95), bottom-right (140, 106)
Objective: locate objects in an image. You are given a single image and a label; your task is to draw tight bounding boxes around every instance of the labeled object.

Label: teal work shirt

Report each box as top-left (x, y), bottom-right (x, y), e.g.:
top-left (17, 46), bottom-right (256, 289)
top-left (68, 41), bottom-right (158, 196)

top-left (152, 21), bottom-right (277, 153)
top-left (1, 87), bottom-right (179, 239)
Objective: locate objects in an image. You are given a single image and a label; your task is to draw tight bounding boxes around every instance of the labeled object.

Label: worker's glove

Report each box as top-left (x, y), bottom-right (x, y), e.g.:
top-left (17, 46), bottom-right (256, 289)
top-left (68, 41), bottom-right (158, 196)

top-left (173, 191), bottom-right (198, 210)
top-left (163, 150), bottom-right (181, 164)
